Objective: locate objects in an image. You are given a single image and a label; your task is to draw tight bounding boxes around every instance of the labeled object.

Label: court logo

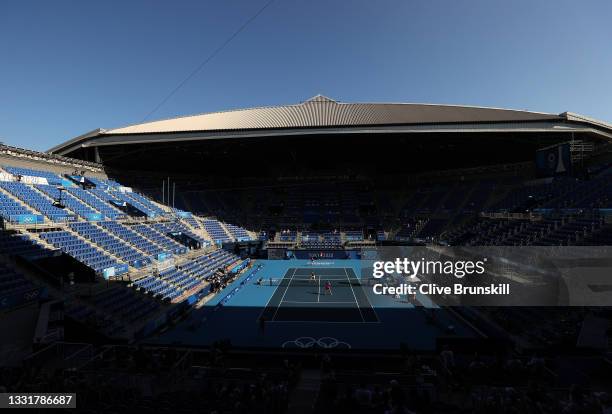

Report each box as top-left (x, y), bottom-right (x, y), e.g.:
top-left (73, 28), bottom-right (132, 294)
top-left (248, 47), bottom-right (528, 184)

top-left (281, 336), bottom-right (351, 349)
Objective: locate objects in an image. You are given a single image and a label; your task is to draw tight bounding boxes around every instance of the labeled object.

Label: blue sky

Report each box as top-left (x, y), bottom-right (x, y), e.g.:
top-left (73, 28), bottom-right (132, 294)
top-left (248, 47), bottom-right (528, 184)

top-left (1, 0), bottom-right (611, 151)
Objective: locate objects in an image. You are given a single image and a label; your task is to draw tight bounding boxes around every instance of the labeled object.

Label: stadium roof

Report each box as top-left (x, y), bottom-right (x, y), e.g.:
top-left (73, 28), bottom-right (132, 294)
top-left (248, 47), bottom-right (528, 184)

top-left (99, 95), bottom-right (563, 134)
top-left (50, 95), bottom-right (612, 155)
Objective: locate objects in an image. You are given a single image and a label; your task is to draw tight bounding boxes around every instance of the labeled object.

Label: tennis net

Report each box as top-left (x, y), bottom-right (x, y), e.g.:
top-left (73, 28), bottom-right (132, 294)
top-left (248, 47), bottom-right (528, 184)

top-left (257, 277), bottom-right (366, 288)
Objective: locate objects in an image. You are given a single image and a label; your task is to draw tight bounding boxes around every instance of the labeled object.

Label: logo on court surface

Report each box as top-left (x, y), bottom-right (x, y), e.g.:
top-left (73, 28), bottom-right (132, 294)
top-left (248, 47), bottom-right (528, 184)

top-left (281, 336), bottom-right (351, 349)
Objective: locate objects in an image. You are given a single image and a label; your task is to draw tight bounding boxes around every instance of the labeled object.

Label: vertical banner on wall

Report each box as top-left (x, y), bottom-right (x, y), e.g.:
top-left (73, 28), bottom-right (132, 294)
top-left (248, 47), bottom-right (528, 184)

top-left (536, 143), bottom-right (572, 177)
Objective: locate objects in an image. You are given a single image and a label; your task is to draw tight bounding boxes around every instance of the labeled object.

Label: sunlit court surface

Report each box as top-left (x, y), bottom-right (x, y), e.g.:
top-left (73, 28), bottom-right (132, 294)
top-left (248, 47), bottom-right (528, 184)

top-left (148, 260), bottom-right (480, 350)
top-left (260, 266), bottom-right (379, 323)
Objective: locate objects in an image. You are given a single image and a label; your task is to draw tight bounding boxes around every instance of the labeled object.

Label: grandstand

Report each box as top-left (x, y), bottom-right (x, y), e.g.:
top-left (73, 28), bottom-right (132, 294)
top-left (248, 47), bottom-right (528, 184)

top-left (0, 146), bottom-right (254, 342)
top-left (45, 97), bottom-right (612, 245)
top-left (2, 100), bottom-right (612, 413)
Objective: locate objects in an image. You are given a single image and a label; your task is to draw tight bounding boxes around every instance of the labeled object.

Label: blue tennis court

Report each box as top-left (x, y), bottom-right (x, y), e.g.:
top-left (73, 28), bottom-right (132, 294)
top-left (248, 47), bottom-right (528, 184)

top-left (148, 259), bottom-right (483, 350)
top-left (259, 267), bottom-right (379, 323)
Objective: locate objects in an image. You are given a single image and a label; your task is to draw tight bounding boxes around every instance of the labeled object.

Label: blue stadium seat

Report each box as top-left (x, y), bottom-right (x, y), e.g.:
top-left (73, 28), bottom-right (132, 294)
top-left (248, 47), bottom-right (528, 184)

top-left (66, 186), bottom-right (125, 219)
top-left (225, 223), bottom-right (252, 241)
top-left (0, 231), bottom-right (52, 258)
top-left (98, 221), bottom-right (167, 257)
top-left (0, 191), bottom-right (37, 221)
top-left (0, 264), bottom-right (35, 300)
top-left (202, 219), bottom-right (232, 243)
top-left (35, 184), bottom-right (100, 219)
top-left (3, 166), bottom-right (64, 185)
top-left (152, 221), bottom-right (210, 248)
top-left (68, 222), bottom-right (151, 267)
top-left (40, 230), bottom-right (124, 273)
top-left (114, 191), bottom-right (166, 217)
top-left (0, 181), bottom-right (73, 222)
top-left (131, 224), bottom-right (187, 255)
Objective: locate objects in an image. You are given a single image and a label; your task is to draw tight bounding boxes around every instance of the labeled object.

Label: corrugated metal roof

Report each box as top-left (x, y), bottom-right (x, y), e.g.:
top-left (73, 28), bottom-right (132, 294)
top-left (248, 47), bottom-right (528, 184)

top-left (104, 95), bottom-right (561, 135)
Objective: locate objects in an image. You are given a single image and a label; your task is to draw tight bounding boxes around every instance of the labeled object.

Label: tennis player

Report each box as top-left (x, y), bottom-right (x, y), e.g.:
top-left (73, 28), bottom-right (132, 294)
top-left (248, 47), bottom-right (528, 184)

top-left (310, 271), bottom-right (317, 283)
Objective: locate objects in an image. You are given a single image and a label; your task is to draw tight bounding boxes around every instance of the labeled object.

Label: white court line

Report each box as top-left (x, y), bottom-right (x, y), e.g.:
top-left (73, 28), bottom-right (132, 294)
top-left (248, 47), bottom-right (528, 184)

top-left (272, 268), bottom-right (297, 321)
top-left (256, 267), bottom-right (293, 323)
top-left (289, 277), bottom-right (349, 280)
top-left (345, 267), bottom-right (380, 323)
top-left (344, 268), bottom-right (365, 323)
top-left (281, 300), bottom-right (356, 304)
top-left (267, 319), bottom-right (381, 324)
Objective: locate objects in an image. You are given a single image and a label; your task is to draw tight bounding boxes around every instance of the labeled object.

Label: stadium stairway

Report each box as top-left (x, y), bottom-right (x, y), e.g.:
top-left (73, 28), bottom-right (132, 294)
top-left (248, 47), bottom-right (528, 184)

top-left (179, 215), bottom-right (202, 231)
top-left (215, 220), bottom-right (234, 241)
top-left (200, 218), bottom-right (233, 244)
top-left (178, 217), bottom-right (218, 244)
top-left (224, 222), bottom-right (252, 241)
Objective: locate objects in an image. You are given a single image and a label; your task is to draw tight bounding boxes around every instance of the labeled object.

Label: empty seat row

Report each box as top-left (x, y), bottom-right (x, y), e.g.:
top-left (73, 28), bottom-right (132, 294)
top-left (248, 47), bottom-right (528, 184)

top-left (35, 184), bottom-right (99, 219)
top-left (2, 166), bottom-right (63, 185)
top-left (152, 221), bottom-right (209, 247)
top-left (181, 215), bottom-right (202, 229)
top-left (98, 221), bottom-right (166, 256)
top-left (0, 231), bottom-right (50, 258)
top-left (225, 223), bottom-right (251, 240)
top-left (66, 186), bottom-right (124, 219)
top-left (69, 222), bottom-right (151, 267)
top-left (86, 176), bottom-right (120, 188)
top-left (0, 191), bottom-right (36, 219)
top-left (180, 250), bottom-right (239, 280)
top-left (0, 181), bottom-right (72, 222)
top-left (114, 192), bottom-right (165, 217)
top-left (40, 230), bottom-right (121, 273)
top-left (202, 219), bottom-right (232, 243)
top-left (130, 224), bottom-right (187, 254)
top-left (0, 265), bottom-right (34, 299)
top-left (344, 231), bottom-right (364, 241)
top-left (132, 275), bottom-right (183, 301)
